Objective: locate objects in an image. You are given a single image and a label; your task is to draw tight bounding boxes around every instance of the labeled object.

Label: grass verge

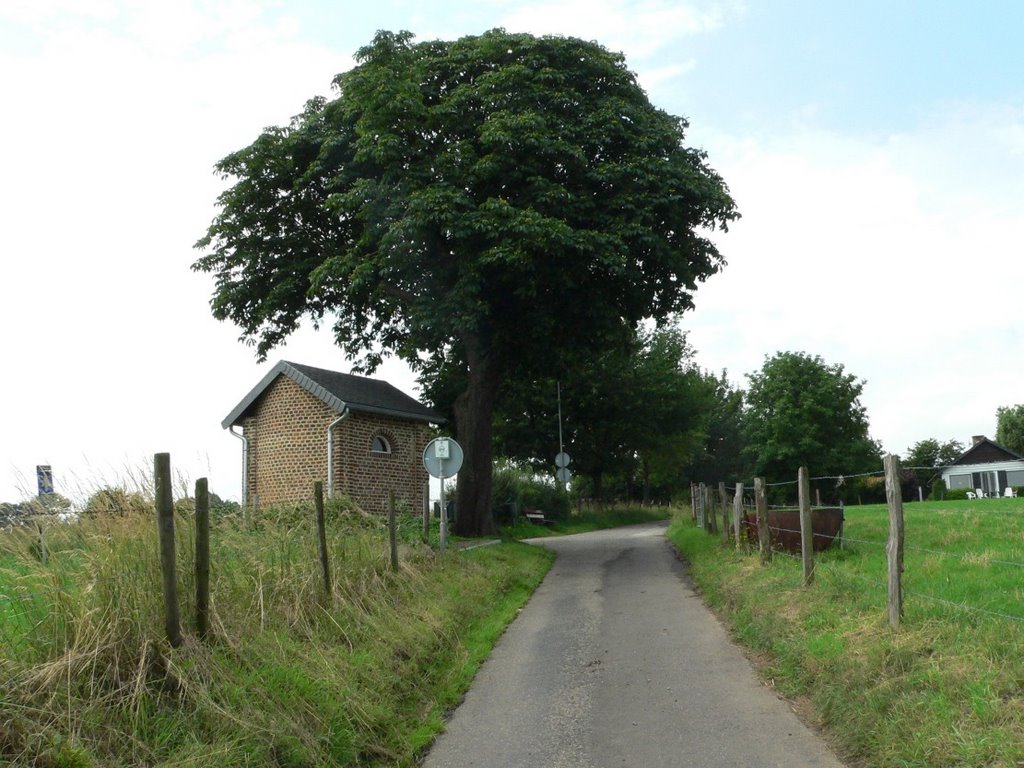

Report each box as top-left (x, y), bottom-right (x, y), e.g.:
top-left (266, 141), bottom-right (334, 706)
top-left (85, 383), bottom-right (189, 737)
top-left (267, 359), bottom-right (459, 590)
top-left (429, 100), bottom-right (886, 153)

top-left (0, 504), bottom-right (553, 767)
top-left (668, 500), bottom-right (1024, 768)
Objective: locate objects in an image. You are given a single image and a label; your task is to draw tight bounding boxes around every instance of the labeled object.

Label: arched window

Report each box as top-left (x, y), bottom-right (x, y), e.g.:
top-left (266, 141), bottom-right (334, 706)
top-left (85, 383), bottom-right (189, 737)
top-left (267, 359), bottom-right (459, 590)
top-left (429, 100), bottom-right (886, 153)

top-left (371, 435), bottom-right (392, 454)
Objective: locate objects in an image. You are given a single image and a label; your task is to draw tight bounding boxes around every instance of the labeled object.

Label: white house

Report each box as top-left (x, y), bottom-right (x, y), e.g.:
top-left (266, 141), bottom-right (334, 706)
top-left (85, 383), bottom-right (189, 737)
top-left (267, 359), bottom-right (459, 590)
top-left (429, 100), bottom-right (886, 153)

top-left (941, 436), bottom-right (1024, 497)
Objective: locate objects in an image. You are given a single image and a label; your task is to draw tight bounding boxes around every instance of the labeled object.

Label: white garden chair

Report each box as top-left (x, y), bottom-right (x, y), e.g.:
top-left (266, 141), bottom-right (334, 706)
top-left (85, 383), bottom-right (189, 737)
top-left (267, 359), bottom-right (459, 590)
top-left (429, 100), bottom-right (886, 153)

top-left (966, 491), bottom-right (977, 500)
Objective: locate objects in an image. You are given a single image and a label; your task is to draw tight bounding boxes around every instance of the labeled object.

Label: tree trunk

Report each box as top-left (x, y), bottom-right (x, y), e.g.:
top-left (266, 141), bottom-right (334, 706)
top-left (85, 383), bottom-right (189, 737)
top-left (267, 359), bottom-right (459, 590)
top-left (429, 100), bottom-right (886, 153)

top-left (642, 459), bottom-right (651, 506)
top-left (593, 471), bottom-right (603, 503)
top-left (452, 341), bottom-right (500, 537)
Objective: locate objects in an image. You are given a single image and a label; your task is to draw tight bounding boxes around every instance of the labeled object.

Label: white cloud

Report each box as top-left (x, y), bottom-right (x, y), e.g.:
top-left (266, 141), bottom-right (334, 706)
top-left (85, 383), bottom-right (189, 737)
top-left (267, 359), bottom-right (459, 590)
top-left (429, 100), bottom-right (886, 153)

top-left (686, 106), bottom-right (1024, 457)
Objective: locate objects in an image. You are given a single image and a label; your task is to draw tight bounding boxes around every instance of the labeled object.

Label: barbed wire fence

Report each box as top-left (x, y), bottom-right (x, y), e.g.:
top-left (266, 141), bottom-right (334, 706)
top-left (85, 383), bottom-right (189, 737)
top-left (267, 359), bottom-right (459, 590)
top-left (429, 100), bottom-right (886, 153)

top-left (690, 455), bottom-right (1024, 629)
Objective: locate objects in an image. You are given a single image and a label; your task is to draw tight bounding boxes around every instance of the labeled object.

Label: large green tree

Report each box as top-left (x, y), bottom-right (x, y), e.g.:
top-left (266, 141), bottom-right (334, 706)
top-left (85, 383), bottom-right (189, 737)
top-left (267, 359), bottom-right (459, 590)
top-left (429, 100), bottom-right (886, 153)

top-left (904, 438), bottom-right (965, 469)
top-left (903, 437), bottom-right (965, 496)
top-left (683, 370), bottom-right (747, 486)
top-left (484, 326), bottom-right (712, 502)
top-left (744, 351), bottom-right (880, 482)
top-left (193, 29), bottom-right (736, 535)
top-left (996, 405), bottom-right (1024, 455)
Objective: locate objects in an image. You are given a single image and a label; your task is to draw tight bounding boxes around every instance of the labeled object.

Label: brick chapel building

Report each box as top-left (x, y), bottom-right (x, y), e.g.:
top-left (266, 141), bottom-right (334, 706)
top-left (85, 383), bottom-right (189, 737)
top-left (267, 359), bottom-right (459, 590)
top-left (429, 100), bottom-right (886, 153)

top-left (222, 361), bottom-right (444, 514)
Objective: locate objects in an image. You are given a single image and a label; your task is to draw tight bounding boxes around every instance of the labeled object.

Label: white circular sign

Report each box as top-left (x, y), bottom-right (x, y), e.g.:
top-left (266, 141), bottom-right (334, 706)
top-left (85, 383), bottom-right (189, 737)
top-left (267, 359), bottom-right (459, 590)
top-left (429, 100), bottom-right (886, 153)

top-left (555, 451), bottom-right (571, 468)
top-left (556, 467), bottom-right (571, 484)
top-left (423, 437), bottom-right (464, 479)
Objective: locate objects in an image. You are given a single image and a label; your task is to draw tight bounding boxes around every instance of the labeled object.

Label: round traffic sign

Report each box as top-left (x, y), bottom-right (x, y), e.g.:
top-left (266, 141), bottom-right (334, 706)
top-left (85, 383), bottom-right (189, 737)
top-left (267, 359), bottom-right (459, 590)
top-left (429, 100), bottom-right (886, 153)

top-left (423, 437), bottom-right (464, 479)
top-left (556, 467), bottom-right (571, 484)
top-left (555, 451), bottom-right (571, 468)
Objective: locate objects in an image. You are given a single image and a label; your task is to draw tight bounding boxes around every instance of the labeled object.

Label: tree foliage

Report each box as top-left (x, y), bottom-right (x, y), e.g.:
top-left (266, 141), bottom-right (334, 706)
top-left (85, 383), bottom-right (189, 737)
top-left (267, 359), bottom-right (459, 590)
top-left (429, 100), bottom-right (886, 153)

top-left (193, 29), bottom-right (736, 534)
top-left (903, 438), bottom-right (965, 469)
top-left (903, 437), bottom-right (965, 497)
top-left (996, 405), bottom-right (1024, 455)
top-left (485, 326), bottom-right (712, 502)
top-left (682, 370), bottom-right (746, 486)
top-left (0, 494), bottom-right (71, 527)
top-left (744, 351), bottom-right (880, 482)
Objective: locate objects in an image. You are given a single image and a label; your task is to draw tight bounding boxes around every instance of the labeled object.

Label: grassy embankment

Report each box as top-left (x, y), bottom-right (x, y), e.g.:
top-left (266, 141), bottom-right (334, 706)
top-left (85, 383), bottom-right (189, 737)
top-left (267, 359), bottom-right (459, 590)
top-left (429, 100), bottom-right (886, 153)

top-left (669, 498), bottom-right (1024, 767)
top-left (0, 502), bottom-right (553, 767)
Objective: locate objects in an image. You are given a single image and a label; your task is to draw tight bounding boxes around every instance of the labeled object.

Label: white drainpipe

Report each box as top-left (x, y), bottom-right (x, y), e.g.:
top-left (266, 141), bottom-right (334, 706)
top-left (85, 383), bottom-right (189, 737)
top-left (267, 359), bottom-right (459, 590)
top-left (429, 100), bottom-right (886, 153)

top-left (327, 407), bottom-right (350, 498)
top-left (229, 425), bottom-right (249, 507)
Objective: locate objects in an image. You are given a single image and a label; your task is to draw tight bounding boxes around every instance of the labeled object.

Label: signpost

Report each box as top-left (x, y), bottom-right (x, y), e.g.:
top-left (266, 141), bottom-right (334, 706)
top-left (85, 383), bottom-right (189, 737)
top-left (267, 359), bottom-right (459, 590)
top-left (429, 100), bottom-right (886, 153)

top-left (36, 465), bottom-right (53, 496)
top-left (555, 451), bottom-right (571, 487)
top-left (423, 437), bottom-right (464, 553)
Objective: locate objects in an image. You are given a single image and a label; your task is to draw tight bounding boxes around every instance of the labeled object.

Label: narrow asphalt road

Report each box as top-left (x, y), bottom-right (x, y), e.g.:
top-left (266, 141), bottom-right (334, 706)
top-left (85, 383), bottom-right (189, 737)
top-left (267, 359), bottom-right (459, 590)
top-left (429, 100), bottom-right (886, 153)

top-left (422, 521), bottom-right (846, 768)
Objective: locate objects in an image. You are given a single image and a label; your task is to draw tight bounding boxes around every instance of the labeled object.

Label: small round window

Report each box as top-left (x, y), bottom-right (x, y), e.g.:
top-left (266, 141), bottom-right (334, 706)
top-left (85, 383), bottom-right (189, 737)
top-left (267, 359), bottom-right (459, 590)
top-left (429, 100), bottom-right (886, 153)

top-left (371, 435), bottom-right (392, 454)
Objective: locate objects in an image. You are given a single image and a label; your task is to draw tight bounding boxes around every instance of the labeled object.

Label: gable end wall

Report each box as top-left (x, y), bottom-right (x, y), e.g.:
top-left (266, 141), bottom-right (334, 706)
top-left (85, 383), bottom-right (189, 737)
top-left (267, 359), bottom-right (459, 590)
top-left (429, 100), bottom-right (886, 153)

top-left (243, 375), bottom-right (430, 514)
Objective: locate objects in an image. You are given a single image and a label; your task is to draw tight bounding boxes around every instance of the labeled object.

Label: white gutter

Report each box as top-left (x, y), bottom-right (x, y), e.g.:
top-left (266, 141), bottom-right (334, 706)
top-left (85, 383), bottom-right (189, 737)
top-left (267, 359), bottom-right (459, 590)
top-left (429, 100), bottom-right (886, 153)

top-left (228, 425), bottom-right (249, 507)
top-left (327, 407), bottom-right (350, 498)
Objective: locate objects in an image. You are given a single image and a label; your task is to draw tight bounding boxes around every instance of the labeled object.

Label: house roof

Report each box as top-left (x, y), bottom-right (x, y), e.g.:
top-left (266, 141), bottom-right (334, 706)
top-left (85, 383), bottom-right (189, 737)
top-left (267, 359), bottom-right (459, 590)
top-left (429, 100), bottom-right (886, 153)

top-left (951, 437), bottom-right (1024, 466)
top-left (221, 360), bottom-right (446, 429)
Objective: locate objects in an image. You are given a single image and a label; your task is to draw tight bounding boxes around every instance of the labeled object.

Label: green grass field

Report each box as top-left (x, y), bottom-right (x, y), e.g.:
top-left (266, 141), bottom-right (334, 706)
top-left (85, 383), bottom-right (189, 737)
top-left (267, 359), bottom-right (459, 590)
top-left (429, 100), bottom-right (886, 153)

top-left (669, 498), bottom-right (1024, 767)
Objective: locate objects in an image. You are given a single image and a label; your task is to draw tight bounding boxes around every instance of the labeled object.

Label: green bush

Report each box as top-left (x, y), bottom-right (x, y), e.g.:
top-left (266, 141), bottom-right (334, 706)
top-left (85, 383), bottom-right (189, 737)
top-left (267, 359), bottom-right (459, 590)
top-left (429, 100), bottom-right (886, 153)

top-left (83, 487), bottom-right (150, 517)
top-left (490, 462), bottom-right (570, 522)
top-left (944, 487), bottom-right (970, 501)
top-left (930, 478), bottom-right (946, 501)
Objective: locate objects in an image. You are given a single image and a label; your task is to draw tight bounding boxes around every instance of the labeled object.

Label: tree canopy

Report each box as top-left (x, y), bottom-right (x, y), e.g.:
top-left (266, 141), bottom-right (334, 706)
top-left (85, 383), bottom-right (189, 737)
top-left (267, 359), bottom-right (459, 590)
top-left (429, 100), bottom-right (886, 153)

top-left (744, 351), bottom-right (880, 482)
top-left (903, 438), bottom-right (965, 469)
top-left (996, 405), bottom-right (1024, 455)
top-left (194, 29), bottom-right (736, 534)
top-left (483, 326), bottom-right (712, 502)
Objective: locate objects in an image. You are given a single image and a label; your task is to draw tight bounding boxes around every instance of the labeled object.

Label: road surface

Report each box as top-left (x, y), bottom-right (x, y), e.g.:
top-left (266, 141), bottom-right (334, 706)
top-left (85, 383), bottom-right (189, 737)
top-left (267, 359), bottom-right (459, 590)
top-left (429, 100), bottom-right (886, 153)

top-left (422, 521), bottom-right (845, 768)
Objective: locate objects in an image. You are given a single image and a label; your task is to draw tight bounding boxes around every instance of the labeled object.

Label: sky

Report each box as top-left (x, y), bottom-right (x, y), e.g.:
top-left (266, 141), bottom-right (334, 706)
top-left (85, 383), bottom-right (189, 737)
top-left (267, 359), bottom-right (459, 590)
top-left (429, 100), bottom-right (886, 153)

top-left (2, 0), bottom-right (1023, 503)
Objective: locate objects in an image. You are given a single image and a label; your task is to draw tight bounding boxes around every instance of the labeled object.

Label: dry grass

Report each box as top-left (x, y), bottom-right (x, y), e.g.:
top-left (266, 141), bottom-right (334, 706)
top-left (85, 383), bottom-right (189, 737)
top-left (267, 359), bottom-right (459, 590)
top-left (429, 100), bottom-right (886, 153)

top-left (0, 494), bottom-right (552, 766)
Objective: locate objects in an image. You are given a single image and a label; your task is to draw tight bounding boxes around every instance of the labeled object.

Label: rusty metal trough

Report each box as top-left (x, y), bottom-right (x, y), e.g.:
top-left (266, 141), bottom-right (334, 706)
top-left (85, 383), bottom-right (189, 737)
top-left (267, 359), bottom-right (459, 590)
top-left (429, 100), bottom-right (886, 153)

top-left (741, 507), bottom-right (844, 553)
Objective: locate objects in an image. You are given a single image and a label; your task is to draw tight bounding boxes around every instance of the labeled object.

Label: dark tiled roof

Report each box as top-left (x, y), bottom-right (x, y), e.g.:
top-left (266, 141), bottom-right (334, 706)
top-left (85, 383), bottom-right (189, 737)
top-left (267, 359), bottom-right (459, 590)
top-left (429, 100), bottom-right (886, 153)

top-left (222, 360), bottom-right (445, 428)
top-left (951, 437), bottom-right (1024, 466)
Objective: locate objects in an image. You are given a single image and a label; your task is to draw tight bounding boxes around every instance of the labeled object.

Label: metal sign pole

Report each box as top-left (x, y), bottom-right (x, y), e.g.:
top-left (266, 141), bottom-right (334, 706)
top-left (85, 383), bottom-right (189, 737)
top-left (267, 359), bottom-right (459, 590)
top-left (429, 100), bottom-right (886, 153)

top-left (439, 456), bottom-right (447, 553)
top-left (557, 382), bottom-right (564, 464)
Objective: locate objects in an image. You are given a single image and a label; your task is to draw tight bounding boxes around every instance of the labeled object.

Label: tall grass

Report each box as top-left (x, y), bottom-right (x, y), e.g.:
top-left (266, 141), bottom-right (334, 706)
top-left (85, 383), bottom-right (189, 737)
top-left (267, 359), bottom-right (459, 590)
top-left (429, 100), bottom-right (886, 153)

top-left (669, 499), bottom-right (1024, 767)
top-left (0, 497), bottom-right (552, 766)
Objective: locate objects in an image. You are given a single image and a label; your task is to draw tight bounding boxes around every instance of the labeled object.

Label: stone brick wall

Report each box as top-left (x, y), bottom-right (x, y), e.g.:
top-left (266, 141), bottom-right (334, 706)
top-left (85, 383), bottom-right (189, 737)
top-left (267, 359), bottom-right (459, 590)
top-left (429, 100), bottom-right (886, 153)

top-left (243, 375), bottom-right (432, 514)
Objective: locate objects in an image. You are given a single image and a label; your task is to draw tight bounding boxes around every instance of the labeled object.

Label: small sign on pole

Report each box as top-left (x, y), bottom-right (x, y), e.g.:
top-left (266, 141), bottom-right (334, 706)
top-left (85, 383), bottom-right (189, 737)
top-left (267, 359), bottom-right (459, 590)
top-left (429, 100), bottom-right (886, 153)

top-left (36, 465), bottom-right (53, 496)
top-left (423, 437), bottom-right (464, 553)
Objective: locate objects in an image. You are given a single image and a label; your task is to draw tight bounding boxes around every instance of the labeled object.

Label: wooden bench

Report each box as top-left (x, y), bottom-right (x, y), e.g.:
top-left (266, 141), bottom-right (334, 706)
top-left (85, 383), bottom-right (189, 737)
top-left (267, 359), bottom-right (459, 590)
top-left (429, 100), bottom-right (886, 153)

top-left (523, 508), bottom-right (555, 526)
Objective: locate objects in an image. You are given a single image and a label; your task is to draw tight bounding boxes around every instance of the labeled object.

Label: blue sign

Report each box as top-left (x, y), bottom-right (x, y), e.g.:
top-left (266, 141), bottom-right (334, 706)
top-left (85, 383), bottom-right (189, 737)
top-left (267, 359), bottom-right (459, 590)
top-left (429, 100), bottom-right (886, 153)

top-left (37, 465), bottom-right (53, 496)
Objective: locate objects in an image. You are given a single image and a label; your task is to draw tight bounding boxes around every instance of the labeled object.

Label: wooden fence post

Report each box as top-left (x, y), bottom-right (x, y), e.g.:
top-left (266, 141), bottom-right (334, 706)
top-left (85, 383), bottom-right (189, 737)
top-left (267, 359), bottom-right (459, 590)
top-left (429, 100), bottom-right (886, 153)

top-left (719, 482), bottom-right (729, 544)
top-left (388, 490), bottom-right (399, 572)
top-left (690, 482), bottom-right (697, 521)
top-left (195, 477), bottom-right (210, 640)
top-left (798, 466), bottom-right (814, 586)
top-left (698, 482), bottom-right (707, 530)
top-left (36, 522), bottom-right (48, 565)
top-left (314, 481), bottom-right (332, 597)
top-left (884, 454), bottom-right (905, 628)
top-left (155, 453), bottom-right (181, 647)
top-left (733, 481), bottom-right (744, 550)
top-left (706, 485), bottom-right (717, 534)
top-left (754, 477), bottom-right (771, 564)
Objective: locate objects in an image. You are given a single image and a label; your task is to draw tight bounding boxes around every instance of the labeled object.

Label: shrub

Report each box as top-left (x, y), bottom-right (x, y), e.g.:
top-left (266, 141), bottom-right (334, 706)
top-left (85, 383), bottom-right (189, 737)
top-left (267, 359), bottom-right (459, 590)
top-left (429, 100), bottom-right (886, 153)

top-left (944, 487), bottom-right (970, 501)
top-left (930, 478), bottom-right (946, 501)
top-left (490, 462), bottom-right (570, 522)
top-left (83, 487), bottom-right (150, 517)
